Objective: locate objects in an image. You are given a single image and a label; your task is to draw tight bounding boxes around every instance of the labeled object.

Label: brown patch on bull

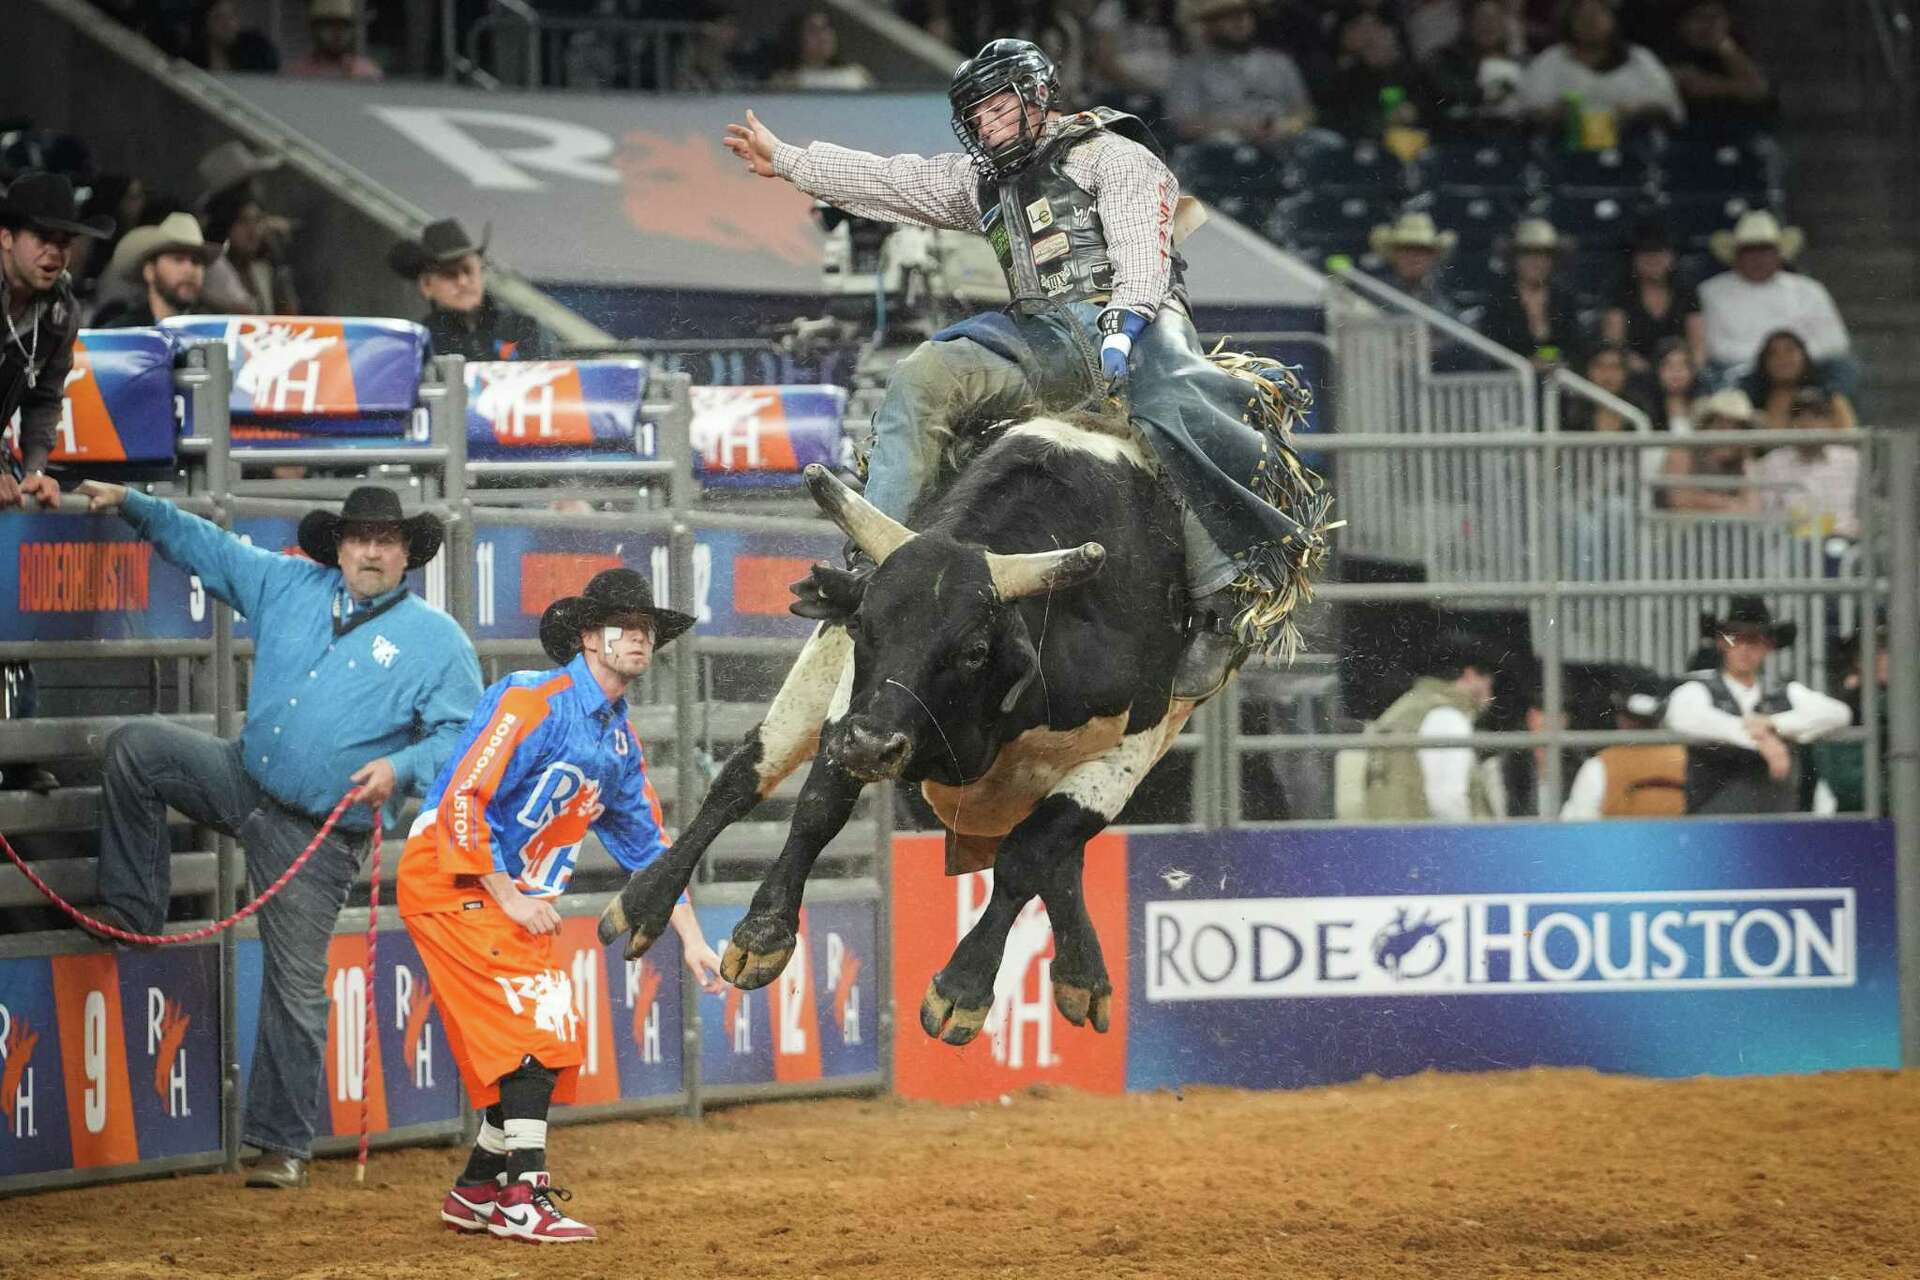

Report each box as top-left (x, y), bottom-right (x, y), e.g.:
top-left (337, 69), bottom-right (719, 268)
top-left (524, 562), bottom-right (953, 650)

top-left (944, 830), bottom-right (1003, 876)
top-left (921, 712), bottom-right (1130, 841)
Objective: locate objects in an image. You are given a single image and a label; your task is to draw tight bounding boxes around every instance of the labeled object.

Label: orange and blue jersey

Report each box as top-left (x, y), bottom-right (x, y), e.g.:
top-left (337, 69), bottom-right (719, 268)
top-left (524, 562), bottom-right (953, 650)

top-left (396, 651), bottom-right (680, 917)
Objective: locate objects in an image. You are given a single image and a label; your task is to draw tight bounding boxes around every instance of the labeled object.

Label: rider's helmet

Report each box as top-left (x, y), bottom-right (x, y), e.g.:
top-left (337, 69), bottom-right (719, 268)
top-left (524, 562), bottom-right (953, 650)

top-left (948, 38), bottom-right (1060, 181)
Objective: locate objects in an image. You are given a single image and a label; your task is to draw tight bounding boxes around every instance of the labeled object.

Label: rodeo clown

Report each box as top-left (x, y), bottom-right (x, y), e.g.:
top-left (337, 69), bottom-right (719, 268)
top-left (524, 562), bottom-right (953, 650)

top-left (723, 39), bottom-right (1331, 695)
top-left (398, 568), bottom-right (726, 1243)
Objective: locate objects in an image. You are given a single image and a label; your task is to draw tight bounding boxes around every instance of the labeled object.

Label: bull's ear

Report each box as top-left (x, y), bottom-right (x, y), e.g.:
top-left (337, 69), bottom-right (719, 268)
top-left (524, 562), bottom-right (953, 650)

top-left (789, 563), bottom-right (867, 623)
top-left (985, 542), bottom-right (1107, 601)
top-left (997, 608), bottom-right (1041, 714)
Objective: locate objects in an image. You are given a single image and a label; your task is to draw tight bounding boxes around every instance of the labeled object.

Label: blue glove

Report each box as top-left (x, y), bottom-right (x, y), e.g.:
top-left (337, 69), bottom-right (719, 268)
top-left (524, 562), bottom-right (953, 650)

top-left (1097, 308), bottom-right (1149, 394)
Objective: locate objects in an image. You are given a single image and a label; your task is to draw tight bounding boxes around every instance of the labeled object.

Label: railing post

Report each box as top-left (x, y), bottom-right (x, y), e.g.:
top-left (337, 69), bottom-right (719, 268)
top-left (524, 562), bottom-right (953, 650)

top-left (1885, 427), bottom-right (1920, 1066)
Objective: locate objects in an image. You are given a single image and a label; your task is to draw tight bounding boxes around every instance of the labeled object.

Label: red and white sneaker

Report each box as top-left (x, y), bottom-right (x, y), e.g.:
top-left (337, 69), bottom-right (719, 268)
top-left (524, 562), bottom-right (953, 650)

top-left (441, 1180), bottom-right (501, 1233)
top-left (488, 1174), bottom-right (596, 1244)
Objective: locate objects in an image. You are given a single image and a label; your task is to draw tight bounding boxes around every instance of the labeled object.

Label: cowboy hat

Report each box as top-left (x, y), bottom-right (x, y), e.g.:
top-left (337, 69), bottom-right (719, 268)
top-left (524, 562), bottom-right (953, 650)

top-left (538, 567), bottom-right (695, 665)
top-left (309, 0), bottom-right (364, 21)
top-left (1370, 211), bottom-right (1457, 256)
top-left (1608, 666), bottom-right (1674, 723)
top-left (1689, 387), bottom-right (1755, 425)
top-left (1700, 595), bottom-right (1796, 648)
top-left (1510, 217), bottom-right (1571, 253)
top-left (0, 171), bottom-right (114, 239)
top-left (1710, 210), bottom-right (1804, 264)
top-left (296, 486), bottom-right (444, 571)
top-left (194, 141), bottom-right (282, 209)
top-left (1178, 0), bottom-right (1253, 23)
top-left (387, 217), bottom-right (490, 278)
top-left (106, 212), bottom-right (225, 284)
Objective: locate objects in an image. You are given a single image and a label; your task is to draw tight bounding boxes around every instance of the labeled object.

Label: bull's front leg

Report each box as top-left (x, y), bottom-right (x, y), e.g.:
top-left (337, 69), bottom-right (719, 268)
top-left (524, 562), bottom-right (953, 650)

top-left (598, 625), bottom-right (853, 956)
top-left (721, 759), bottom-right (867, 990)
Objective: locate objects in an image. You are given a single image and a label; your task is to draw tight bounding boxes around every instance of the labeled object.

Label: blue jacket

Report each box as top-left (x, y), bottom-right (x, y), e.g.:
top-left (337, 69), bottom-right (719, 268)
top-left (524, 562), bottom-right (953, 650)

top-left (119, 489), bottom-right (483, 832)
top-left (397, 653), bottom-right (678, 912)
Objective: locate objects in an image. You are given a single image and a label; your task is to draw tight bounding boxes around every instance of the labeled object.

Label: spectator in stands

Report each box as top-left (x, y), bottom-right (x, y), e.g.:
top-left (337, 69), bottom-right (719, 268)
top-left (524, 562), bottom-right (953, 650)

top-left (1359, 633), bottom-right (1505, 821)
top-left (1369, 212), bottom-right (1459, 314)
top-left (1563, 340), bottom-right (1649, 432)
top-left (1653, 336), bottom-right (1702, 432)
top-left (73, 480), bottom-right (483, 1189)
top-left (1699, 212), bottom-right (1855, 392)
top-left (1516, 0), bottom-right (1684, 137)
top-left (68, 174), bottom-right (147, 310)
top-left (1810, 619), bottom-right (1887, 814)
top-left (1087, 0), bottom-right (1179, 101)
top-left (1424, 0), bottom-right (1527, 134)
top-left (1321, 8), bottom-right (1436, 140)
top-left (188, 0), bottom-right (283, 73)
top-left (673, 3), bottom-right (749, 92)
top-left (389, 218), bottom-right (548, 363)
top-left (1742, 328), bottom-right (1858, 432)
top-left (1663, 0), bottom-right (1774, 136)
top-left (1166, 0), bottom-right (1316, 145)
top-left (1600, 220), bottom-right (1703, 372)
top-left (201, 185), bottom-right (299, 314)
top-left (1658, 387), bottom-right (1758, 512)
top-left (1479, 217), bottom-right (1582, 369)
top-left (0, 172), bottom-right (109, 512)
top-left (769, 8), bottom-right (875, 90)
top-left (1665, 597), bottom-right (1848, 814)
top-left (92, 213), bottom-right (220, 328)
top-left (1751, 386), bottom-right (1860, 539)
top-left (287, 0), bottom-right (382, 80)
top-left (1560, 667), bottom-right (1686, 818)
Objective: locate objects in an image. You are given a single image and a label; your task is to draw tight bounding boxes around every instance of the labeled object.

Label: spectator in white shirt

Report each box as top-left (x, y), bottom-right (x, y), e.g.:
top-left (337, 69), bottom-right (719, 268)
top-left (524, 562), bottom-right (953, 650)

top-left (1516, 0), bottom-right (1684, 131)
top-left (1561, 668), bottom-right (1687, 820)
top-left (1166, 0), bottom-right (1316, 145)
top-left (1698, 211), bottom-right (1856, 393)
top-left (1663, 597), bottom-right (1849, 814)
top-left (1751, 385), bottom-right (1860, 539)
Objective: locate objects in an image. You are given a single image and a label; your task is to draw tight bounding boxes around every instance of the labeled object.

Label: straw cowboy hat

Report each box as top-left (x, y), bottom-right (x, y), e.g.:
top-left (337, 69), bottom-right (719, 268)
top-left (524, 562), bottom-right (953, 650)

top-left (1701, 596), bottom-right (1797, 649)
top-left (194, 140), bottom-right (282, 209)
top-left (296, 486), bottom-right (445, 570)
top-left (1178, 0), bottom-right (1253, 24)
top-left (1370, 211), bottom-right (1457, 257)
top-left (386, 217), bottom-right (490, 278)
top-left (1710, 210), bottom-right (1804, 265)
top-left (0, 171), bottom-right (114, 239)
top-left (1509, 217), bottom-right (1572, 253)
top-left (538, 567), bottom-right (695, 664)
top-left (1690, 387), bottom-right (1755, 425)
top-left (106, 212), bottom-right (224, 284)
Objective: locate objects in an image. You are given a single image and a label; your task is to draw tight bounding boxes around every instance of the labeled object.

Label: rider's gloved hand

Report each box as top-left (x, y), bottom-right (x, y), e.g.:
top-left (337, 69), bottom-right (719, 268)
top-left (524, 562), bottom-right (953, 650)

top-left (1098, 308), bottom-right (1150, 395)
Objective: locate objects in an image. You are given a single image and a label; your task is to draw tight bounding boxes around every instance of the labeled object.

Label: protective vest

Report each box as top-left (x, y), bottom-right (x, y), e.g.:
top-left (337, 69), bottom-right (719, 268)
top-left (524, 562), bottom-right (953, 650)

top-left (977, 108), bottom-right (1185, 309)
top-left (1597, 744), bottom-right (1687, 817)
top-left (1680, 672), bottom-right (1796, 814)
top-left (1362, 678), bottom-right (1491, 820)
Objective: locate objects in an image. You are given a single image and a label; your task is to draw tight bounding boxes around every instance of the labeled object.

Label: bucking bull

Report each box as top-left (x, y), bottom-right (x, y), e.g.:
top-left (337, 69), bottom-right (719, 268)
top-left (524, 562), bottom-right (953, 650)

top-left (599, 377), bottom-right (1331, 1045)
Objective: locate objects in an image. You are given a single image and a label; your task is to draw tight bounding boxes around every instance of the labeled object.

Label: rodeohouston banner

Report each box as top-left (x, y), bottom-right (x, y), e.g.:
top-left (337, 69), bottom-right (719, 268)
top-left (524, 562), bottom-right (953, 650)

top-left (889, 820), bottom-right (1897, 1103)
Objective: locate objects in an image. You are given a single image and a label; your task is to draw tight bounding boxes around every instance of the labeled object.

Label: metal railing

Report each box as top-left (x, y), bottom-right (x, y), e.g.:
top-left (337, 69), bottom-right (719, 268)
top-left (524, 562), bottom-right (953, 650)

top-left (463, 2), bottom-right (703, 91)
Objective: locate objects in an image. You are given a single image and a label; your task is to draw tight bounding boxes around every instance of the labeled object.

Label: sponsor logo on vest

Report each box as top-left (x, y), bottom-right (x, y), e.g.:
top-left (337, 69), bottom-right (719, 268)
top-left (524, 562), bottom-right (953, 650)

top-left (1146, 889), bottom-right (1855, 1000)
top-left (1031, 230), bottom-right (1070, 265)
top-left (1025, 196), bottom-right (1054, 231)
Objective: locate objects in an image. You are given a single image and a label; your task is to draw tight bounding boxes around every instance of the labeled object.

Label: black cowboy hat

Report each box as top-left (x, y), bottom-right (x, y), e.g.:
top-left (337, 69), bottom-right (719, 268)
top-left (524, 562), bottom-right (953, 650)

top-left (538, 568), bottom-right (695, 665)
top-left (1700, 595), bottom-right (1796, 648)
top-left (0, 171), bottom-right (114, 239)
top-left (296, 486), bottom-right (444, 570)
top-left (387, 217), bottom-right (490, 279)
top-left (1609, 666), bottom-right (1674, 723)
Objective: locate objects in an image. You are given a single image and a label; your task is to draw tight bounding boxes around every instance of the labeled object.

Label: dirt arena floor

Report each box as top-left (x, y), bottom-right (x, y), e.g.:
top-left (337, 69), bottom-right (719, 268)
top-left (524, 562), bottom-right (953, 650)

top-left (4, 1067), bottom-right (1919, 1280)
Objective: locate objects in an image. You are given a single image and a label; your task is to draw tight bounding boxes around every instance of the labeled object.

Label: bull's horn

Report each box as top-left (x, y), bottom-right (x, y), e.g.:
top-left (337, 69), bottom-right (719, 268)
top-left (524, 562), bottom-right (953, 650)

top-left (804, 464), bottom-right (915, 566)
top-left (986, 543), bottom-right (1107, 601)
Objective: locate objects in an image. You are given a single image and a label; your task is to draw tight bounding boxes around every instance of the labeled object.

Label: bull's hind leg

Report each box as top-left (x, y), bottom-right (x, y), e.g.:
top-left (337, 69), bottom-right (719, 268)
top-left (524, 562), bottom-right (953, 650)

top-left (599, 625), bottom-right (853, 955)
top-left (722, 761), bottom-right (866, 990)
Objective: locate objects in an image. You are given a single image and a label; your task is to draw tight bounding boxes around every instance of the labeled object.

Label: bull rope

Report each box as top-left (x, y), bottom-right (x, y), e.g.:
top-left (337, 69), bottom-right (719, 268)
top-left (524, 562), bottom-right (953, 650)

top-left (0, 786), bottom-right (384, 1185)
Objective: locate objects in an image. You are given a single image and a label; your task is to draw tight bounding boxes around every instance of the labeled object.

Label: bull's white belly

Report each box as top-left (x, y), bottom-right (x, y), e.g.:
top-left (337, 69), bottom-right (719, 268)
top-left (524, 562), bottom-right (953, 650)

top-left (920, 712), bottom-right (1130, 837)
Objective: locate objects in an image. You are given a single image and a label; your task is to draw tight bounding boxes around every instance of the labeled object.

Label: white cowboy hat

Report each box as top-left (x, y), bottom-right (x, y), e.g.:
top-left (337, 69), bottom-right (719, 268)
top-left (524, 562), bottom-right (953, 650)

top-left (106, 212), bottom-right (225, 284)
top-left (1510, 217), bottom-right (1571, 253)
top-left (1710, 210), bottom-right (1804, 264)
top-left (1369, 211), bottom-right (1457, 256)
top-left (1690, 388), bottom-right (1756, 424)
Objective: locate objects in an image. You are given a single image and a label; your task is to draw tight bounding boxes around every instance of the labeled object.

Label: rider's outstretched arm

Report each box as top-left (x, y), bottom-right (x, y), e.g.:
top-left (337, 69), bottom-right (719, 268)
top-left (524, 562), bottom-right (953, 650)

top-left (771, 140), bottom-right (981, 232)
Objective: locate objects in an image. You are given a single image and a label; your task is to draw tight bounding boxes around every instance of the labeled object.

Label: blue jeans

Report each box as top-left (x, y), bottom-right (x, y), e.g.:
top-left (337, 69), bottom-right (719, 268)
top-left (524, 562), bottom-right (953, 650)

top-left (97, 720), bottom-right (365, 1160)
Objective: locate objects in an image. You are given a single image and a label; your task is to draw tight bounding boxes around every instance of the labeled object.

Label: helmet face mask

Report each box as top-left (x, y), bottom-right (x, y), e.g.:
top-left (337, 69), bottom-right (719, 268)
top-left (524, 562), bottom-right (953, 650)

top-left (949, 39), bottom-right (1060, 180)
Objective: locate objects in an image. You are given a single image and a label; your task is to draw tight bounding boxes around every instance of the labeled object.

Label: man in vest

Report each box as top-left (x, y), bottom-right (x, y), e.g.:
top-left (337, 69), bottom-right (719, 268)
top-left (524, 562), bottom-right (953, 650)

top-left (721, 38), bottom-right (1328, 699)
top-left (1360, 635), bottom-right (1503, 822)
top-left (1663, 597), bottom-right (1848, 814)
top-left (1561, 667), bottom-right (1687, 819)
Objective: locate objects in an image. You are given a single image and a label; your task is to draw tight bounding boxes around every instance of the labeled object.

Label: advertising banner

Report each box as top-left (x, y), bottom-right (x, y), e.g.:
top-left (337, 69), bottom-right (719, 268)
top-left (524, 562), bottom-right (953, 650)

top-left (2, 510), bottom-right (207, 644)
top-left (690, 386), bottom-right (850, 484)
top-left (548, 915), bottom-right (686, 1114)
top-left (5, 329), bottom-right (180, 466)
top-left (469, 522), bottom-right (838, 644)
top-left (165, 316), bottom-right (427, 427)
top-left (0, 945), bottom-right (223, 1180)
top-left (890, 832), bottom-right (1129, 1104)
top-left (695, 900), bottom-right (880, 1089)
top-left (1125, 821), bottom-right (1900, 1090)
top-left (465, 360), bottom-right (649, 460)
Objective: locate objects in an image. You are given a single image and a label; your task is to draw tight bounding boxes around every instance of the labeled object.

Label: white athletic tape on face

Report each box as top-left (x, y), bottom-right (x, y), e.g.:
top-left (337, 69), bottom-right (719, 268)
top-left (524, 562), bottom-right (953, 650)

top-left (603, 626), bottom-right (625, 650)
top-left (477, 1118), bottom-right (509, 1155)
top-left (503, 1118), bottom-right (548, 1151)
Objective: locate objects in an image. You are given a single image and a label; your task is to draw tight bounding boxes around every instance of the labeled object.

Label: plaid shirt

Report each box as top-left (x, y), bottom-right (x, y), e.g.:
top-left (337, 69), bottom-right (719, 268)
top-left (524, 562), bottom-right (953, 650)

top-left (771, 115), bottom-right (1180, 318)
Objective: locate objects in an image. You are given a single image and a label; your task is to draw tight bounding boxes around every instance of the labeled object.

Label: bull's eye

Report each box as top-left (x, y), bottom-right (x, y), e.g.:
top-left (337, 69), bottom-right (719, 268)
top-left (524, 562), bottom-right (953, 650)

top-left (960, 639), bottom-right (991, 670)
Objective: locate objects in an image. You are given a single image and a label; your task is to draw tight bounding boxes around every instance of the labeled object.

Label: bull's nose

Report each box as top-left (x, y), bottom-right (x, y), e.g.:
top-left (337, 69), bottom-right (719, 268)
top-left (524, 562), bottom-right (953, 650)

top-left (843, 725), bottom-right (910, 777)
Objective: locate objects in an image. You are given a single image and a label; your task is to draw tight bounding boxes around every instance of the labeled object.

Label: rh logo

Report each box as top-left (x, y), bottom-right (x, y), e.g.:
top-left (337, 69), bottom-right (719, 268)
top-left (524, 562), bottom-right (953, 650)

top-left (146, 989), bottom-right (191, 1118)
top-left (0, 1005), bottom-right (38, 1139)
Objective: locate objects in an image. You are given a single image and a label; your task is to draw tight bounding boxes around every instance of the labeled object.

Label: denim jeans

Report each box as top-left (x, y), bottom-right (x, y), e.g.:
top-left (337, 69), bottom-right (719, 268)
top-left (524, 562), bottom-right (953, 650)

top-left (97, 720), bottom-right (365, 1160)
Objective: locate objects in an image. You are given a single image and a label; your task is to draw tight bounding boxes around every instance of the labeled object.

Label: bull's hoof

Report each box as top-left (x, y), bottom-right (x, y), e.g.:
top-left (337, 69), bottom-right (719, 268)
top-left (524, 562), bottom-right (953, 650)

top-left (919, 973), bottom-right (991, 1046)
top-left (1053, 980), bottom-right (1112, 1033)
top-left (720, 913), bottom-right (797, 990)
top-left (597, 863), bottom-right (685, 957)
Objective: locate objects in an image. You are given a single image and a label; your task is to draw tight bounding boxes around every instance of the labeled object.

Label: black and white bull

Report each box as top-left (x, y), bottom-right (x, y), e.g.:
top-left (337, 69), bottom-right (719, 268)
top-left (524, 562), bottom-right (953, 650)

top-left (598, 414), bottom-right (1198, 1043)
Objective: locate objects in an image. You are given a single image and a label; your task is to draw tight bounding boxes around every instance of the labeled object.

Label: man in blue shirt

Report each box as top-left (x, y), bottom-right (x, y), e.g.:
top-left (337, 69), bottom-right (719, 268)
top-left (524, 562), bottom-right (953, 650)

top-left (75, 481), bottom-right (483, 1189)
